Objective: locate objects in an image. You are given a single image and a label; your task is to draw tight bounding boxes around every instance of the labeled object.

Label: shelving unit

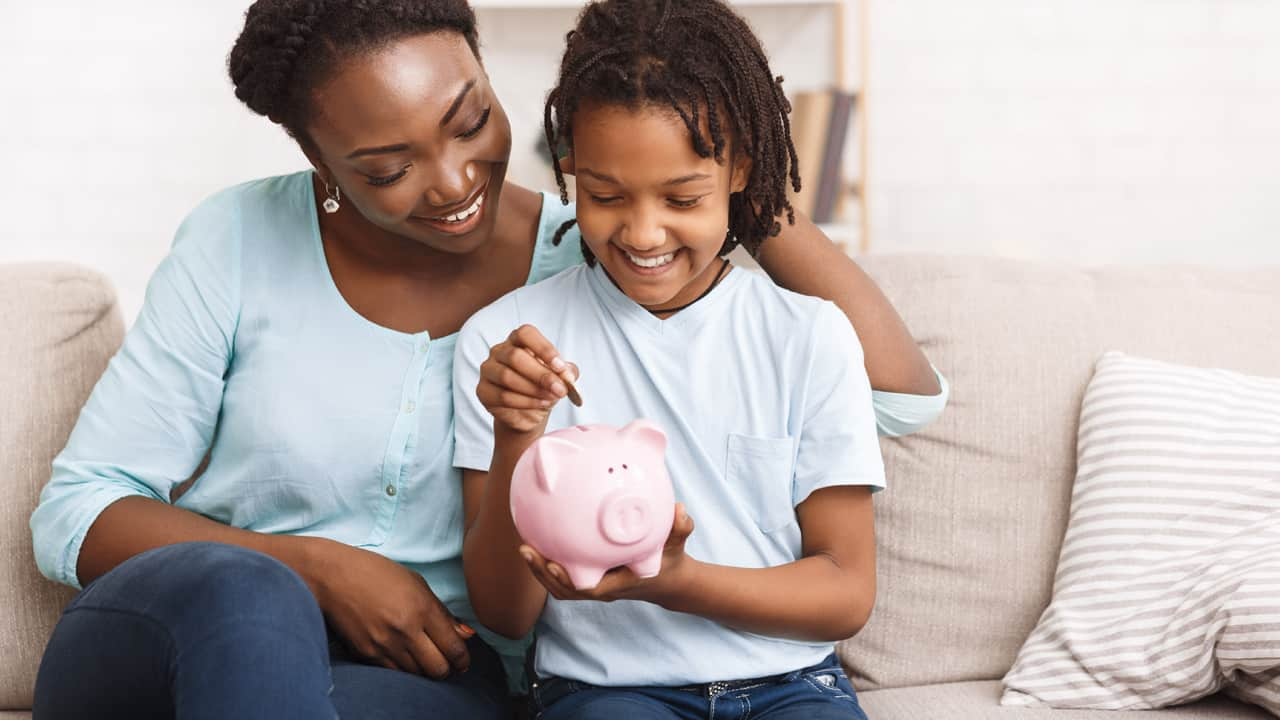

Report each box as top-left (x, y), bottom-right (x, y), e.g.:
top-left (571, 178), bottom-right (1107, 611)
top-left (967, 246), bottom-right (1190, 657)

top-left (473, 0), bottom-right (866, 254)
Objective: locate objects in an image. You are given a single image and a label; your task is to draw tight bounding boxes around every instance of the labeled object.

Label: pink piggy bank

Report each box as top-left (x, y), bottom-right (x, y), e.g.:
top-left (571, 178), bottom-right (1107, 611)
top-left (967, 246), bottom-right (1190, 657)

top-left (511, 420), bottom-right (675, 590)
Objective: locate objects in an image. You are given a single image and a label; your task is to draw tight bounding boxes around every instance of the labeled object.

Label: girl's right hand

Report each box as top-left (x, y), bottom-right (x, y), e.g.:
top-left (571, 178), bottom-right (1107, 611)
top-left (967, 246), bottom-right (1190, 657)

top-left (477, 324), bottom-right (579, 434)
top-left (302, 538), bottom-right (474, 679)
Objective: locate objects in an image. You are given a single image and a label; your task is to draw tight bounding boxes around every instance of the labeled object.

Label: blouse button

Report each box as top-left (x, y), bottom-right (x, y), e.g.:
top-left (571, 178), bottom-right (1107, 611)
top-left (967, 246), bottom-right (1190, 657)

top-left (386, 484), bottom-right (397, 497)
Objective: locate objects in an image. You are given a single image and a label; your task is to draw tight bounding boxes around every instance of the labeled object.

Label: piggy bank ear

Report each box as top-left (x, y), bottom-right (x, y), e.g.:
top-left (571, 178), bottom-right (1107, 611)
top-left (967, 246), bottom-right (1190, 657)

top-left (532, 435), bottom-right (583, 493)
top-left (620, 419), bottom-right (667, 456)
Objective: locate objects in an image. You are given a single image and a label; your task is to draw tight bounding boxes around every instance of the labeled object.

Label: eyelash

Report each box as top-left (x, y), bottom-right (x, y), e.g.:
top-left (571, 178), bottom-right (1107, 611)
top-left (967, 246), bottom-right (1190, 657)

top-left (589, 195), bottom-right (705, 208)
top-left (367, 166), bottom-right (409, 187)
top-left (363, 107), bottom-right (492, 187)
top-left (459, 107), bottom-right (491, 139)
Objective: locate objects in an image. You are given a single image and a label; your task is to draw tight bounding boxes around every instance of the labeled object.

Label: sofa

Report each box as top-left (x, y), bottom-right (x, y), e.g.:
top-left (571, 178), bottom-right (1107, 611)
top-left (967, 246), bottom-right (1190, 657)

top-left (3, 257), bottom-right (1277, 719)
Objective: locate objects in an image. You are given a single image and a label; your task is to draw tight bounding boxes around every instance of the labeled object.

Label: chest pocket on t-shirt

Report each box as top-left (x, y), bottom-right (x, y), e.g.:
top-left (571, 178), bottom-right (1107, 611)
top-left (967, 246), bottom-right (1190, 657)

top-left (725, 433), bottom-right (797, 533)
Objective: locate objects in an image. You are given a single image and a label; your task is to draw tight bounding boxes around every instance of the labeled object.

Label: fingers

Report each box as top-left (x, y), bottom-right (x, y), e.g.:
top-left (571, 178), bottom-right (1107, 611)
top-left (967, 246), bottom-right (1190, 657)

top-left (507, 324), bottom-right (570, 377)
top-left (420, 605), bottom-right (471, 677)
top-left (520, 545), bottom-right (579, 600)
top-left (406, 631), bottom-right (456, 680)
top-left (672, 503), bottom-right (696, 540)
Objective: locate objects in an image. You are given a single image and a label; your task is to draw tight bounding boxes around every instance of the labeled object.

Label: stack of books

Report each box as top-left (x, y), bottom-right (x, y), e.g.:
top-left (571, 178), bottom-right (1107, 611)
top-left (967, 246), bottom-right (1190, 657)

top-left (787, 89), bottom-right (856, 224)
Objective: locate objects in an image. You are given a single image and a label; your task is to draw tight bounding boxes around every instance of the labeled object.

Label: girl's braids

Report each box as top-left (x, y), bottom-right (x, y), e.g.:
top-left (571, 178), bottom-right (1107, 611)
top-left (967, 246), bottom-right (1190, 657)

top-left (228, 0), bottom-right (480, 143)
top-left (545, 0), bottom-right (800, 258)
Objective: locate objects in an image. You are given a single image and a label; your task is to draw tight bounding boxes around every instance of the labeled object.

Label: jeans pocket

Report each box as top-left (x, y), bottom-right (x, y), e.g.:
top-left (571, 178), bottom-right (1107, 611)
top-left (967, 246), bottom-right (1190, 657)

top-left (802, 666), bottom-right (861, 705)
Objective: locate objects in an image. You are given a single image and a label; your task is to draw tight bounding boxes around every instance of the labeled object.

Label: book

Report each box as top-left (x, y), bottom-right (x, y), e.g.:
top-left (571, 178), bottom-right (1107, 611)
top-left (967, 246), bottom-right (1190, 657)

top-left (787, 90), bottom-right (834, 219)
top-left (812, 90), bottom-right (855, 224)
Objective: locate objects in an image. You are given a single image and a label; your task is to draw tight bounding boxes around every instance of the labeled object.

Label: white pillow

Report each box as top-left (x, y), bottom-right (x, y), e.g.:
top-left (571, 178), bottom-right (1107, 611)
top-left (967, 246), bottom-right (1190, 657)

top-left (1002, 351), bottom-right (1280, 715)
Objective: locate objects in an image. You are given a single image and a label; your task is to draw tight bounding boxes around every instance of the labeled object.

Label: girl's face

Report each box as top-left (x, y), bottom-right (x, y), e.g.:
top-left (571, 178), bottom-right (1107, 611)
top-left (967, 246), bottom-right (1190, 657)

top-left (304, 33), bottom-right (512, 255)
top-left (570, 103), bottom-right (749, 312)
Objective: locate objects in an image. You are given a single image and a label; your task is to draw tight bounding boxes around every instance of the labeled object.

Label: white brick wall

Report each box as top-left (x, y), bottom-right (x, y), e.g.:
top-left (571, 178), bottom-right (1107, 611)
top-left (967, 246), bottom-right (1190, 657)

top-left (866, 0), bottom-right (1280, 265)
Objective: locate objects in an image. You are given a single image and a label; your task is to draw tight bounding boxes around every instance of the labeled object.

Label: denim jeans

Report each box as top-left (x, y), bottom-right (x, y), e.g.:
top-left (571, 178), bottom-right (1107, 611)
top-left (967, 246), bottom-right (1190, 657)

top-left (529, 653), bottom-right (869, 720)
top-left (32, 542), bottom-right (509, 720)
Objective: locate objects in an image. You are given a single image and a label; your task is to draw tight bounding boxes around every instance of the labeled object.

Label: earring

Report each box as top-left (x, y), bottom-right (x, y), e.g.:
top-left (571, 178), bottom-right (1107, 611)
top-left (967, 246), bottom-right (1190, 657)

top-left (322, 181), bottom-right (341, 214)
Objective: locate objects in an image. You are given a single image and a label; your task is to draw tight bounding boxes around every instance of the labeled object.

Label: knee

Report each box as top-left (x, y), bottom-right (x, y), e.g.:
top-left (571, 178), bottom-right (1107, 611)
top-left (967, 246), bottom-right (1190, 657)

top-left (133, 542), bottom-right (321, 631)
top-left (180, 542), bottom-right (314, 608)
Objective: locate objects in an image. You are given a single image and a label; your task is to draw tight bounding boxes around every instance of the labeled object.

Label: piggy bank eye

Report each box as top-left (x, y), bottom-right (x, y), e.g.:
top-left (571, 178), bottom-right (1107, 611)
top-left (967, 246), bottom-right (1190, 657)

top-left (608, 467), bottom-right (614, 474)
top-left (622, 464), bottom-right (629, 470)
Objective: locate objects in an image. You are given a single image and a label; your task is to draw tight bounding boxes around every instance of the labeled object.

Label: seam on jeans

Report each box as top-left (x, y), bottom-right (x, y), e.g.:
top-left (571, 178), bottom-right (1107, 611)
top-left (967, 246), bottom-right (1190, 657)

top-left (61, 605), bottom-right (179, 654)
top-left (741, 692), bottom-right (752, 720)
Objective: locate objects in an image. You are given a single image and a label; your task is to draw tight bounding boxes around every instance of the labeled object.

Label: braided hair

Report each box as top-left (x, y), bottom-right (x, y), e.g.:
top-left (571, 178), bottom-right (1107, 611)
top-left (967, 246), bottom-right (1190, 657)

top-left (228, 0), bottom-right (480, 142)
top-left (545, 0), bottom-right (799, 258)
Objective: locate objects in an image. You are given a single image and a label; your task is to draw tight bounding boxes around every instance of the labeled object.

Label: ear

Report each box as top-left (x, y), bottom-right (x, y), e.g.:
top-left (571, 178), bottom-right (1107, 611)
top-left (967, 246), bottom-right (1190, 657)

top-left (729, 151), bottom-right (752, 194)
top-left (619, 419), bottom-right (668, 456)
top-left (299, 144), bottom-right (334, 188)
top-left (532, 435), bottom-right (583, 493)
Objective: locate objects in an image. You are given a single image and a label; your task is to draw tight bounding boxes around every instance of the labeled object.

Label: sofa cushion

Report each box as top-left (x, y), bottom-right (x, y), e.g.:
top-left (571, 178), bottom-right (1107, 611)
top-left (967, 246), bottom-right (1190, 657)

top-left (860, 681), bottom-right (1269, 720)
top-left (839, 256), bottom-right (1280, 691)
top-left (0, 264), bottom-right (122, 710)
top-left (1003, 352), bottom-right (1280, 713)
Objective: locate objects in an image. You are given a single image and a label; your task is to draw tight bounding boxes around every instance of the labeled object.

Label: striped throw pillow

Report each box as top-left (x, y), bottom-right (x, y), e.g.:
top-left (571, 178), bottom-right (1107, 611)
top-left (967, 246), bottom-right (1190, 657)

top-left (1002, 351), bottom-right (1280, 715)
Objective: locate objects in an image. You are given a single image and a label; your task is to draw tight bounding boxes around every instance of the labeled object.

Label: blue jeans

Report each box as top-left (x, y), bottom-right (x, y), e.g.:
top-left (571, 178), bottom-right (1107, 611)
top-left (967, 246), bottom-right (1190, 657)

top-left (33, 542), bottom-right (510, 720)
top-left (529, 653), bottom-right (869, 720)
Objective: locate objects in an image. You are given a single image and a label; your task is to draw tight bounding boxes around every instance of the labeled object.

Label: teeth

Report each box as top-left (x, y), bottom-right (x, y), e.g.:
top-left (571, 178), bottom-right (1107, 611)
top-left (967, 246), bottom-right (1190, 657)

top-left (626, 251), bottom-right (676, 268)
top-left (434, 193), bottom-right (484, 223)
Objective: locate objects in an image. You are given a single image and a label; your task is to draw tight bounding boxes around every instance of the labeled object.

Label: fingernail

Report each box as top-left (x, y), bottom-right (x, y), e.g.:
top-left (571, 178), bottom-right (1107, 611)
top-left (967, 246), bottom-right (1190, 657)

top-left (552, 382), bottom-right (566, 396)
top-left (550, 357), bottom-right (567, 372)
top-left (456, 623), bottom-right (477, 637)
top-left (540, 399), bottom-right (553, 408)
top-left (520, 549), bottom-right (534, 562)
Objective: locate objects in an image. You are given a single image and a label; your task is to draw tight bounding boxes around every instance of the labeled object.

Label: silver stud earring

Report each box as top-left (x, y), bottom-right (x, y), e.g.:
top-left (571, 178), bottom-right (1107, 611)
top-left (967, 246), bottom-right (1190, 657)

top-left (322, 181), bottom-right (341, 214)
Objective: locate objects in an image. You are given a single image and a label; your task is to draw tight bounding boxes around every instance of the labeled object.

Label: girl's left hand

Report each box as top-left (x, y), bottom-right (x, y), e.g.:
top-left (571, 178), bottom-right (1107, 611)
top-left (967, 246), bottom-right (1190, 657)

top-left (519, 504), bottom-right (697, 605)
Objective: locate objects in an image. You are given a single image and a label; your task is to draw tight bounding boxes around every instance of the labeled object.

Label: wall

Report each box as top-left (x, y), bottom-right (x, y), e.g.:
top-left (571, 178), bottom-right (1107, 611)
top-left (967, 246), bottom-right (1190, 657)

top-left (865, 0), bottom-right (1280, 265)
top-left (2, 1), bottom-right (1278, 324)
top-left (0, 1), bottom-right (840, 323)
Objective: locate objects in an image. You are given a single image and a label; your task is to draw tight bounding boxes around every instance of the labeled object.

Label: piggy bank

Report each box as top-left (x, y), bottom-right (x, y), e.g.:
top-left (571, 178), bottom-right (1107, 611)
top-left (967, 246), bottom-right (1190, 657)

top-left (511, 420), bottom-right (675, 590)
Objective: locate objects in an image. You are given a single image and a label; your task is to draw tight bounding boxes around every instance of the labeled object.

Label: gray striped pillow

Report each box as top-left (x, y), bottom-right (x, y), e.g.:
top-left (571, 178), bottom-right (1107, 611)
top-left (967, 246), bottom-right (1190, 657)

top-left (1002, 351), bottom-right (1280, 715)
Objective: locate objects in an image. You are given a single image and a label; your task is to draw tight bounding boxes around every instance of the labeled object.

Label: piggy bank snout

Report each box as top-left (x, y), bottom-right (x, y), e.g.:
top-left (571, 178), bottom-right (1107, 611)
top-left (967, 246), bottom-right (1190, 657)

top-left (598, 492), bottom-right (656, 546)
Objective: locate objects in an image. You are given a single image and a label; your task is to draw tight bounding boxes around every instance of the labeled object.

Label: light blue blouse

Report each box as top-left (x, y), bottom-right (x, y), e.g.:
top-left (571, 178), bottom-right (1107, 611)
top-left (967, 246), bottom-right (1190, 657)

top-left (30, 169), bottom-right (947, 672)
top-left (29, 172), bottom-right (580, 625)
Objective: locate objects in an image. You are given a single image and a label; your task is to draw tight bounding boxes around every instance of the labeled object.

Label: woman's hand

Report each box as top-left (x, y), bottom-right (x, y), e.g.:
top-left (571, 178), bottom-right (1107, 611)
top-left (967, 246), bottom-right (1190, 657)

top-left (303, 538), bottom-right (474, 678)
top-left (518, 504), bottom-right (698, 606)
top-left (477, 324), bottom-right (579, 434)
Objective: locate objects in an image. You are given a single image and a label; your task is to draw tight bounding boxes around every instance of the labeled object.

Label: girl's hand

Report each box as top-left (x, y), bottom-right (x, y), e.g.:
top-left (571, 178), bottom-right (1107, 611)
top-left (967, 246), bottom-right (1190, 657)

top-left (477, 324), bottom-right (579, 434)
top-left (519, 504), bottom-right (697, 606)
top-left (304, 538), bottom-right (474, 678)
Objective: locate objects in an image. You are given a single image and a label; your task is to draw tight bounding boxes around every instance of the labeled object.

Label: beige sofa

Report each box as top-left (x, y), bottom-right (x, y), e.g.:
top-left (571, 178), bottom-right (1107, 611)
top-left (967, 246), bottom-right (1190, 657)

top-left (3, 257), bottom-right (1277, 719)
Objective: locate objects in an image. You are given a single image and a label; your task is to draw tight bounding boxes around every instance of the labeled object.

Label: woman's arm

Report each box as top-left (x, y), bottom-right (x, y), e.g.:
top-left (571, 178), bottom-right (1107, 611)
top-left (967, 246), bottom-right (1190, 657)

top-left (756, 211), bottom-right (940, 396)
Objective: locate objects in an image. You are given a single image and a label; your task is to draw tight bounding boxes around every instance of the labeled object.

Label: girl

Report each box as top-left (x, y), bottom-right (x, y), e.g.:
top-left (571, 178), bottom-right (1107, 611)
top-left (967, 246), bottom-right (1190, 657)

top-left (457, 1), bottom-right (938, 717)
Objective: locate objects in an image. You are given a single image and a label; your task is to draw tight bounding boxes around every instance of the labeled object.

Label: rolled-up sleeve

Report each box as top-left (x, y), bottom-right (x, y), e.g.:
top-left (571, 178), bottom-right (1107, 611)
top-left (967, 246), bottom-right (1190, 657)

top-left (871, 367), bottom-right (950, 438)
top-left (30, 197), bottom-right (241, 588)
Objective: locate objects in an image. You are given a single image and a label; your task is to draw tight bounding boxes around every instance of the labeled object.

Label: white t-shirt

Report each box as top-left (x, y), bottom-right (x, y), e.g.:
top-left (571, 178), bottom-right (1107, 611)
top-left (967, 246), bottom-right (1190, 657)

top-left (454, 261), bottom-right (885, 686)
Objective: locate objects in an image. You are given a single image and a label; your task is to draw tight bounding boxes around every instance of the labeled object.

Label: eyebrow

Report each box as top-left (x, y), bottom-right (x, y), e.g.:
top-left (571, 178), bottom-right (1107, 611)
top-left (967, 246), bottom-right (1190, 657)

top-left (345, 143), bottom-right (410, 160)
top-left (343, 79), bottom-right (478, 160)
top-left (578, 169), bottom-right (713, 186)
top-left (440, 79), bottom-right (476, 127)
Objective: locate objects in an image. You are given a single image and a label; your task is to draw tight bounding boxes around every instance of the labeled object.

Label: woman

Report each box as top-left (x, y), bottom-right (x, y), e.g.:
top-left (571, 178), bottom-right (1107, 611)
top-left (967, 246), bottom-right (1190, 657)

top-left (29, 1), bottom-right (946, 719)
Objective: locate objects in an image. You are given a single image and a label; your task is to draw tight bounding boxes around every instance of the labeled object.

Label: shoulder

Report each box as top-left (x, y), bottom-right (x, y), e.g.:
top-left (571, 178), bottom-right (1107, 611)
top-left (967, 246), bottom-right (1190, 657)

top-left (733, 271), bottom-right (862, 357)
top-left (459, 266), bottom-right (587, 342)
top-left (173, 171), bottom-right (311, 255)
top-left (733, 270), bottom-right (832, 326)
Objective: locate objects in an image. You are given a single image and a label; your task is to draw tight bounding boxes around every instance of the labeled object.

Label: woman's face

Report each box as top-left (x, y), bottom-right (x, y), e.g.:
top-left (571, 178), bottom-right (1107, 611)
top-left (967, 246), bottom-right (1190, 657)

top-left (571, 102), bottom-right (748, 312)
top-left (305, 32), bottom-right (512, 255)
